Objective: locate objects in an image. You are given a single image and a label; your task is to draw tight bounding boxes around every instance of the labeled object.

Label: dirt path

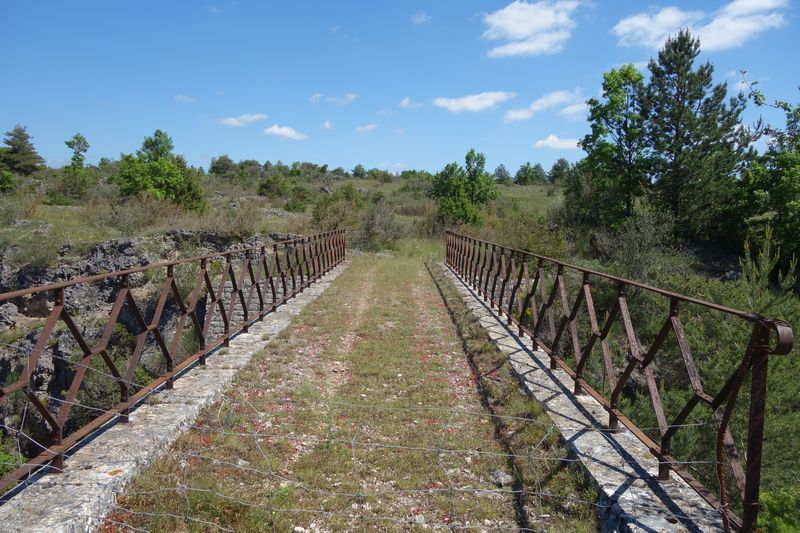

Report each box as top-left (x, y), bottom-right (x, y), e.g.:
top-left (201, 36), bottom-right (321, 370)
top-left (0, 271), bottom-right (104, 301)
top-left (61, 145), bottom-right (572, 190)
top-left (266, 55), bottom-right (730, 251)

top-left (103, 252), bottom-right (596, 532)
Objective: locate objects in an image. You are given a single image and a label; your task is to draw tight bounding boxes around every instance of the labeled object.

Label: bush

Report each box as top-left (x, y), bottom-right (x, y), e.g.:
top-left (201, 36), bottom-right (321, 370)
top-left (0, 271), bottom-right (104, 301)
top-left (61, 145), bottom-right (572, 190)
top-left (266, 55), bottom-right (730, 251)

top-left (92, 193), bottom-right (181, 235)
top-left (311, 184), bottom-right (365, 230)
top-left (45, 168), bottom-right (95, 205)
top-left (196, 199), bottom-right (263, 238)
top-left (115, 155), bottom-right (206, 211)
top-left (412, 200), bottom-right (444, 238)
top-left (606, 205), bottom-right (685, 283)
top-left (284, 185), bottom-right (313, 213)
top-left (470, 210), bottom-right (569, 260)
top-left (257, 173), bottom-right (291, 198)
top-left (0, 170), bottom-right (16, 193)
top-left (759, 487), bottom-right (800, 532)
top-left (0, 190), bottom-right (40, 225)
top-left (357, 201), bottom-right (403, 250)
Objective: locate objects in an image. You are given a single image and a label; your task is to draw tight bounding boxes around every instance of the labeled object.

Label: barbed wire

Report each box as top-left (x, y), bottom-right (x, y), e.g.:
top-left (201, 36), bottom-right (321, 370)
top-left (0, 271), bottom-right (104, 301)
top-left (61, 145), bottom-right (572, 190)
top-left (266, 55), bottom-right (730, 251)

top-left (9, 349), bottom-right (713, 432)
top-left (37, 393), bottom-right (727, 467)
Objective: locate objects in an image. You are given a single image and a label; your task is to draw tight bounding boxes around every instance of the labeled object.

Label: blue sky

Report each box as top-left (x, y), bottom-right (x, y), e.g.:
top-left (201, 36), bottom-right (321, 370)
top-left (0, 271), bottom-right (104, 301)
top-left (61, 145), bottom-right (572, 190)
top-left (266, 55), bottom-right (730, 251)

top-left (2, 1), bottom-right (797, 173)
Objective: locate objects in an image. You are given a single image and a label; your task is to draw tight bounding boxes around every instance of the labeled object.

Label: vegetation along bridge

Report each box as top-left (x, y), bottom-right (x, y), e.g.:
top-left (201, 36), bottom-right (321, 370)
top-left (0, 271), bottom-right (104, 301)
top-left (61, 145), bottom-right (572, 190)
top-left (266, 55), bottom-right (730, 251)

top-left (0, 230), bottom-right (793, 532)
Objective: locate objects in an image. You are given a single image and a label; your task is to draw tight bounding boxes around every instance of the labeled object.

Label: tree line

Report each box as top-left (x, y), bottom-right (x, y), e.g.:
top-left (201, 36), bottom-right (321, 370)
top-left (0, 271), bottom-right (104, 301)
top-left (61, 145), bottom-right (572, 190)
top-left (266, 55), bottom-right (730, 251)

top-left (492, 158), bottom-right (574, 186)
top-left (567, 30), bottom-right (799, 264)
top-left (0, 126), bottom-right (436, 214)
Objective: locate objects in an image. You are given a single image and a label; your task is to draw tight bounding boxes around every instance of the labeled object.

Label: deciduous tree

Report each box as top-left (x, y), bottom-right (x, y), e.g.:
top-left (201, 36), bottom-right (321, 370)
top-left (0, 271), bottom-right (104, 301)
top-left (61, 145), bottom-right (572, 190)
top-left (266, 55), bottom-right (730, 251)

top-left (579, 64), bottom-right (648, 224)
top-left (65, 133), bottom-right (89, 169)
top-left (430, 149), bottom-right (497, 225)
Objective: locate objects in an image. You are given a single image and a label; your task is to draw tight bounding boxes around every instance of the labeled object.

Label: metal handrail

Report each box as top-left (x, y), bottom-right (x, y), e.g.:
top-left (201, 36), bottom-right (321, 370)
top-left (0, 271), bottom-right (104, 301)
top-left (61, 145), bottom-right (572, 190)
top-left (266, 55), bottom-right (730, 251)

top-left (0, 230), bottom-right (346, 494)
top-left (445, 230), bottom-right (793, 532)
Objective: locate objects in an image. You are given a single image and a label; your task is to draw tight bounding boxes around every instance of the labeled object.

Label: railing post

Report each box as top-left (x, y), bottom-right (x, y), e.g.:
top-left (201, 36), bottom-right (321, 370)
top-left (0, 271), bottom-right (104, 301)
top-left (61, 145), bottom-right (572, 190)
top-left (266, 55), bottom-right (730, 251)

top-left (445, 232), bottom-right (449, 265)
top-left (273, 244), bottom-right (287, 302)
top-left (741, 322), bottom-right (772, 532)
top-left (459, 235), bottom-right (467, 276)
top-left (310, 236), bottom-right (319, 280)
top-left (51, 287), bottom-right (66, 472)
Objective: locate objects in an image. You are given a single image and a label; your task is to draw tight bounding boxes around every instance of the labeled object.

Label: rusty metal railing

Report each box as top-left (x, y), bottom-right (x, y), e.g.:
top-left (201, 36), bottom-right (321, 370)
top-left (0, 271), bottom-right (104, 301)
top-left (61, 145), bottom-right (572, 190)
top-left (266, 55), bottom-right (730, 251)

top-left (446, 231), bottom-right (793, 531)
top-left (0, 229), bottom-right (346, 494)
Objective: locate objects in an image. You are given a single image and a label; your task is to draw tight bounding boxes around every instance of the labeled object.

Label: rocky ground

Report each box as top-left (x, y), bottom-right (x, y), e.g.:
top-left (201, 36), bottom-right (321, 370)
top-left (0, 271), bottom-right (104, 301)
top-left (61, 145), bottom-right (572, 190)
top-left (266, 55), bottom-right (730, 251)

top-left (0, 231), bottom-right (286, 461)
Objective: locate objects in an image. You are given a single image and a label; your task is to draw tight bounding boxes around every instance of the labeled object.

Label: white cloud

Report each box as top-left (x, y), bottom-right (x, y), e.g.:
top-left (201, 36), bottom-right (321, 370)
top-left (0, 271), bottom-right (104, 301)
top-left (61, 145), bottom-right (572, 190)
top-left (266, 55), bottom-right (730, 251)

top-left (411, 11), bottom-right (432, 24)
top-left (399, 97), bottom-right (423, 109)
top-left (534, 134), bottom-right (579, 149)
top-left (434, 91), bottom-right (516, 113)
top-left (356, 124), bottom-right (378, 134)
top-left (504, 89), bottom-right (582, 123)
top-left (310, 92), bottom-right (359, 105)
top-left (332, 92), bottom-right (359, 105)
top-left (323, 120), bottom-right (333, 129)
top-left (612, 0), bottom-right (788, 51)
top-left (174, 94), bottom-right (197, 104)
top-left (482, 1), bottom-right (581, 57)
top-left (219, 113), bottom-right (268, 127)
top-left (560, 102), bottom-right (588, 120)
top-left (264, 124), bottom-right (307, 141)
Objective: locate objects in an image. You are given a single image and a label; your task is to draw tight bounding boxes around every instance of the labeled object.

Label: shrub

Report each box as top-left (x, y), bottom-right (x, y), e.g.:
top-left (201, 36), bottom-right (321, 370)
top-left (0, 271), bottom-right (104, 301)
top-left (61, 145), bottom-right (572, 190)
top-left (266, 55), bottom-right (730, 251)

top-left (413, 200), bottom-right (445, 238)
top-left (92, 193), bottom-right (181, 235)
top-left (115, 155), bottom-right (206, 211)
top-left (470, 210), bottom-right (569, 260)
top-left (0, 190), bottom-right (40, 225)
top-left (196, 200), bottom-right (262, 238)
top-left (759, 487), bottom-right (800, 532)
top-left (606, 205), bottom-right (685, 283)
top-left (45, 168), bottom-right (95, 205)
top-left (0, 438), bottom-right (21, 477)
top-left (257, 173), bottom-right (291, 198)
top-left (311, 184), bottom-right (365, 230)
top-left (0, 170), bottom-right (16, 194)
top-left (284, 185), bottom-right (313, 213)
top-left (357, 201), bottom-right (402, 250)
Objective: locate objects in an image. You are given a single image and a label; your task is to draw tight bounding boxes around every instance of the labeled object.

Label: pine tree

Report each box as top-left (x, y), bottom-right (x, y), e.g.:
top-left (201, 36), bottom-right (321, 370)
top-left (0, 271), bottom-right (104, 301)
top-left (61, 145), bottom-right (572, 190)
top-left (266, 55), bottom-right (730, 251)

top-left (1, 125), bottom-right (45, 175)
top-left (493, 164), bottom-right (512, 184)
top-left (547, 158), bottom-right (573, 184)
top-left (514, 162), bottom-right (546, 185)
top-left (644, 30), bottom-right (752, 239)
top-left (137, 129), bottom-right (174, 162)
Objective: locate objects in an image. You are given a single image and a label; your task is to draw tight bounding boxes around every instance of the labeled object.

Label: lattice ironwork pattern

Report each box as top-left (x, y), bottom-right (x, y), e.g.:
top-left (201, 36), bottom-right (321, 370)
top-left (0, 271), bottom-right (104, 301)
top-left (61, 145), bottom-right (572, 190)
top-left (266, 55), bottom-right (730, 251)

top-left (446, 231), bottom-right (793, 531)
top-left (0, 230), bottom-right (346, 493)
